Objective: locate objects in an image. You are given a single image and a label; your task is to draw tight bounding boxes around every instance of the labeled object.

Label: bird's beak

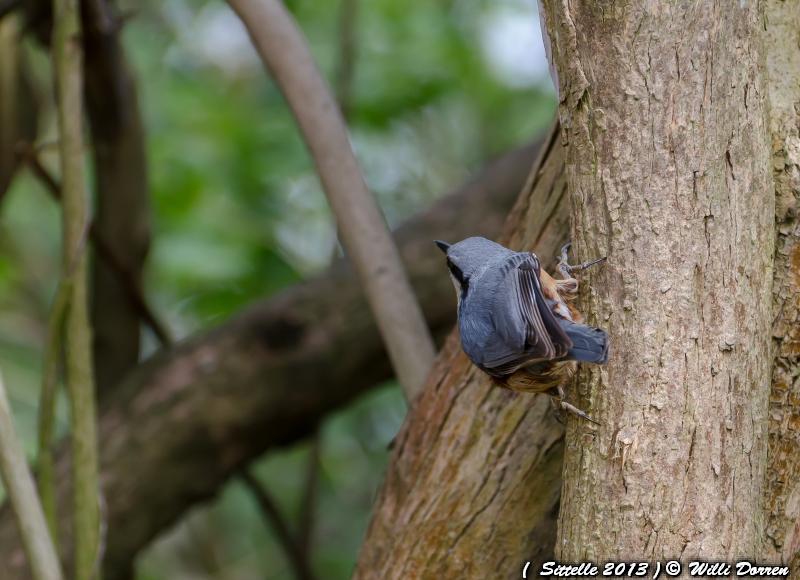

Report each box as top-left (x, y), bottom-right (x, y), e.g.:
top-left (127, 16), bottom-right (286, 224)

top-left (434, 240), bottom-right (451, 254)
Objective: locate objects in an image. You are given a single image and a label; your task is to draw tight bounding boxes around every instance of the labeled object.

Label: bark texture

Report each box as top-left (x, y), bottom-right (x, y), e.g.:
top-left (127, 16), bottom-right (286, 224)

top-left (763, 0), bottom-right (800, 567)
top-left (540, 0), bottom-right (774, 560)
top-left (355, 127), bottom-right (572, 578)
top-left (0, 142), bottom-right (539, 580)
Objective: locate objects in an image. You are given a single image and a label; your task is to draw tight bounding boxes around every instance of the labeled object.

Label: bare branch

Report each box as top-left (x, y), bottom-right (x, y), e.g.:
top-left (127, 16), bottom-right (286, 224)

top-left (51, 0), bottom-right (101, 574)
top-left (0, 372), bottom-right (64, 580)
top-left (36, 280), bottom-right (71, 548)
top-left (297, 434), bottom-right (320, 562)
top-left (240, 471), bottom-right (316, 580)
top-left (227, 0), bottom-right (435, 400)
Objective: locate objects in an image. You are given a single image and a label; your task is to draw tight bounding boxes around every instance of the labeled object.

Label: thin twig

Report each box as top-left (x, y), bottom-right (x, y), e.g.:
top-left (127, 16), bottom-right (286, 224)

top-left (240, 470), bottom-right (316, 580)
top-left (297, 433), bottom-right (321, 561)
top-left (21, 148), bottom-right (173, 346)
top-left (52, 0), bottom-right (101, 575)
top-left (0, 371), bottom-right (64, 580)
top-left (228, 0), bottom-right (435, 400)
top-left (36, 279), bottom-right (71, 548)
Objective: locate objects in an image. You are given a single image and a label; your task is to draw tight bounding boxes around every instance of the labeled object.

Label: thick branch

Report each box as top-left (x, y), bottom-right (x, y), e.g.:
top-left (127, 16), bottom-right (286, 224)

top-left (0, 141), bottom-right (539, 580)
top-left (228, 0), bottom-right (434, 399)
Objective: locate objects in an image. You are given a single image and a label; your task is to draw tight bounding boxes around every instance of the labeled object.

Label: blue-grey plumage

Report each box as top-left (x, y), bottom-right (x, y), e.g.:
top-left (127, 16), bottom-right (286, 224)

top-left (435, 236), bottom-right (608, 421)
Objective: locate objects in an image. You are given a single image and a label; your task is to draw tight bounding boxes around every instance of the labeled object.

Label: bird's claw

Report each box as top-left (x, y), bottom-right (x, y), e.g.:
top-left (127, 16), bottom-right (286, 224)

top-left (559, 400), bottom-right (601, 425)
top-left (557, 242), bottom-right (606, 276)
top-left (548, 386), bottom-right (600, 425)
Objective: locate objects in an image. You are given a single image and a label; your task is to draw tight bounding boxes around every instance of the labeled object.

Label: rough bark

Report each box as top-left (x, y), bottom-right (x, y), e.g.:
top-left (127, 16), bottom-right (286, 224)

top-left (763, 0), bottom-right (800, 568)
top-left (83, 0), bottom-right (156, 392)
top-left (0, 142), bottom-right (539, 580)
top-left (541, 0), bottom-right (774, 561)
top-left (354, 126), bottom-right (572, 578)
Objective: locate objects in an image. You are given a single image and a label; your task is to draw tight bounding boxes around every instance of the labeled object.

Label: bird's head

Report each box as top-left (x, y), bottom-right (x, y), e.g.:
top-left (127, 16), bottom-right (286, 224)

top-left (434, 237), bottom-right (509, 306)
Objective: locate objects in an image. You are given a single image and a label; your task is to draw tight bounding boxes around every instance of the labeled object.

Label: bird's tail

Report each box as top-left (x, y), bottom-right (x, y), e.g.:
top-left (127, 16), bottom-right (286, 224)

top-left (559, 319), bottom-right (609, 364)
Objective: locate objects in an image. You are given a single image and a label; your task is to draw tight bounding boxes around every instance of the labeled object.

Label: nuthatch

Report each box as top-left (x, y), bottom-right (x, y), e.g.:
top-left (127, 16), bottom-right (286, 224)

top-left (435, 237), bottom-right (608, 422)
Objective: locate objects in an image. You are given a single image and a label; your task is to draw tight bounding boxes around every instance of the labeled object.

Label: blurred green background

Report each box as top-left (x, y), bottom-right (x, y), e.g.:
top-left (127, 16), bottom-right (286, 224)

top-left (0, 0), bottom-right (555, 577)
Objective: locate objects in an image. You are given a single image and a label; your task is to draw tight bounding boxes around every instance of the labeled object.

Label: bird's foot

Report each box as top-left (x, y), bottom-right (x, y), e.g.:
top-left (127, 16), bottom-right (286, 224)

top-left (558, 400), bottom-right (600, 425)
top-left (548, 385), bottom-right (600, 425)
top-left (557, 242), bottom-right (607, 286)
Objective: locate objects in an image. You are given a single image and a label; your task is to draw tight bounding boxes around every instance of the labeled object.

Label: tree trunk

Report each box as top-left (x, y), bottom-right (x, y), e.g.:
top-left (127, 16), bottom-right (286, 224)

top-left (763, 0), bottom-right (800, 568)
top-left (542, 0), bottom-right (774, 560)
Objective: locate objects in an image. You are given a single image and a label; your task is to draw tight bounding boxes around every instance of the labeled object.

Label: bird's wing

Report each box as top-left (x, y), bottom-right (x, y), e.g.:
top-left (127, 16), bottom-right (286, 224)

top-left (482, 253), bottom-right (572, 375)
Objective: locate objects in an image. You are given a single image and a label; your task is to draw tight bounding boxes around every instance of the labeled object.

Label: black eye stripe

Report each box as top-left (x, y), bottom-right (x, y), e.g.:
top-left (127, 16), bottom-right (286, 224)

top-left (447, 258), bottom-right (469, 299)
top-left (446, 258), bottom-right (463, 282)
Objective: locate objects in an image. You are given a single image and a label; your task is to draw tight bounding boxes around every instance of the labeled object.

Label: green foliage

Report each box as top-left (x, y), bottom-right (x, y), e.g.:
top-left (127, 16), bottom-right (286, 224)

top-left (0, 0), bottom-right (555, 576)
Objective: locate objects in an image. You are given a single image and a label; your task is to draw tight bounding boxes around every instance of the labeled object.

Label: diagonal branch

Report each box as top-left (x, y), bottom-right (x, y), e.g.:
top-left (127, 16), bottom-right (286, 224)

top-left (0, 140), bottom-right (540, 580)
top-left (240, 470), bottom-right (316, 580)
top-left (228, 0), bottom-right (435, 400)
top-left (0, 372), bottom-right (63, 580)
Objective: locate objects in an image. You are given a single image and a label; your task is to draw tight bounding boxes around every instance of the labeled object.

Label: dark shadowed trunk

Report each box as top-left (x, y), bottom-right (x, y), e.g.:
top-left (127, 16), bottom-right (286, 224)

top-left (82, 0), bottom-right (155, 393)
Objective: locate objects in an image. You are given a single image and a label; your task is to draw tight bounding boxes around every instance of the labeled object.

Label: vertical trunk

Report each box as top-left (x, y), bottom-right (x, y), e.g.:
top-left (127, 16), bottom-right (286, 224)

top-left (763, 0), bottom-right (800, 568)
top-left (540, 0), bottom-right (774, 560)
